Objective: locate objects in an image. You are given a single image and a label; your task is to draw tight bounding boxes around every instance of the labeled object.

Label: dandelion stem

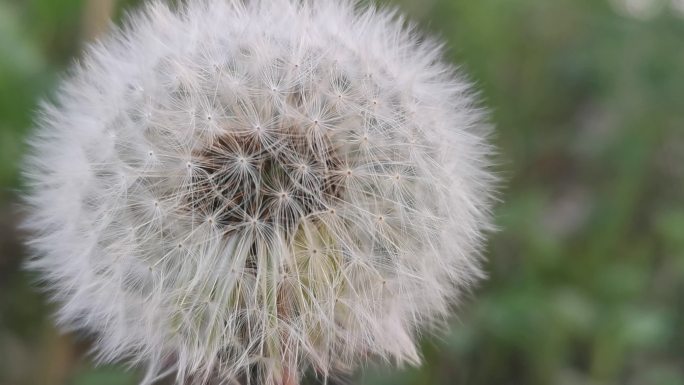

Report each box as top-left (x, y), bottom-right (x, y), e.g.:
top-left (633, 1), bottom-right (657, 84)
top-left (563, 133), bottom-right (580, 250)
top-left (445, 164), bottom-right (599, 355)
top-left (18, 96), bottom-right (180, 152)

top-left (82, 0), bottom-right (117, 40)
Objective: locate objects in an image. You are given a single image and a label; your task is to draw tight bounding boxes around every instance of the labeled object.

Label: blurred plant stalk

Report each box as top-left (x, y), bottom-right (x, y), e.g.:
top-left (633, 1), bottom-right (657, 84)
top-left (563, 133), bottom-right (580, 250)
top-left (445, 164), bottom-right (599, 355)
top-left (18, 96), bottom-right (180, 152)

top-left (83, 0), bottom-right (117, 40)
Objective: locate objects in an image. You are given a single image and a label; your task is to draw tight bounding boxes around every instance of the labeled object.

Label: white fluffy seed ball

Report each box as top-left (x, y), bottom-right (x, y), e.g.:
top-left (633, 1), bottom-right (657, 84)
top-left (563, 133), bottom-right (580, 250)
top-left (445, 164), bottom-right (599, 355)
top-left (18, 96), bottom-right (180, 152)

top-left (23, 0), bottom-right (495, 384)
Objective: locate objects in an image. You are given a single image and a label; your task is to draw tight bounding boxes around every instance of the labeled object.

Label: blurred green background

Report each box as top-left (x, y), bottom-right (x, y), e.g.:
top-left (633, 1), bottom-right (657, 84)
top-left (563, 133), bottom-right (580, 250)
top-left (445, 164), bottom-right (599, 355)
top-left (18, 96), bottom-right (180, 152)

top-left (1, 0), bottom-right (683, 384)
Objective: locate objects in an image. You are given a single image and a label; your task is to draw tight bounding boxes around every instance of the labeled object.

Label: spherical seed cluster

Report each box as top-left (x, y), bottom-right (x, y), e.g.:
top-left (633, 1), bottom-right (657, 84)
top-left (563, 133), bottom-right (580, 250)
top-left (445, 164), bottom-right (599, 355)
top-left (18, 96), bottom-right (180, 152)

top-left (23, 1), bottom-right (495, 384)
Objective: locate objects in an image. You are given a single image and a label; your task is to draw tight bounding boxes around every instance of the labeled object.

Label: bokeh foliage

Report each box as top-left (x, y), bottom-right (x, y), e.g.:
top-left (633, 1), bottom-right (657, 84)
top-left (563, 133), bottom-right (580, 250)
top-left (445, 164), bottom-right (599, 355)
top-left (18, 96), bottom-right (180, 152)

top-left (1, 0), bottom-right (683, 384)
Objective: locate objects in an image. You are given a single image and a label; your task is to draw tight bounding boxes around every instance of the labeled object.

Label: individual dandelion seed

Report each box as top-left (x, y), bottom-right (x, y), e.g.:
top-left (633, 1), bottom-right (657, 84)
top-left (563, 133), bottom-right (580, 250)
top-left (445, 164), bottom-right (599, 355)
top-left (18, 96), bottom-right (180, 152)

top-left (21, 0), bottom-right (496, 384)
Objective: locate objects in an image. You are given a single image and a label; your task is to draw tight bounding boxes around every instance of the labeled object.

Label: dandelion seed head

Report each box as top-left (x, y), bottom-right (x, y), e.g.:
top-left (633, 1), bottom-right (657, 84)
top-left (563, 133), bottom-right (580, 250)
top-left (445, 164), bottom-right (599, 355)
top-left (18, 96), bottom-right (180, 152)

top-left (22, 0), bottom-right (495, 384)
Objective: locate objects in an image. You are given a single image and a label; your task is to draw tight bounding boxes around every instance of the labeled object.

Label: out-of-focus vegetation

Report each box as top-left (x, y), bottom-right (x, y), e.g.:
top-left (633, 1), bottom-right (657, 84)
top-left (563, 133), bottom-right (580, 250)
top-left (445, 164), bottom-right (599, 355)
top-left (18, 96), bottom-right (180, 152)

top-left (0, 0), bottom-right (683, 384)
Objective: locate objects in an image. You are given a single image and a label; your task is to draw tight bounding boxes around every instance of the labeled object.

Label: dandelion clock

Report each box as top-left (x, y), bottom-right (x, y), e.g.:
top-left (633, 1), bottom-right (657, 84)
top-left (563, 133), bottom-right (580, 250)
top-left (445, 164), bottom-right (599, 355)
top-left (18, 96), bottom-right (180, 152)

top-left (22, 0), bottom-right (495, 384)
